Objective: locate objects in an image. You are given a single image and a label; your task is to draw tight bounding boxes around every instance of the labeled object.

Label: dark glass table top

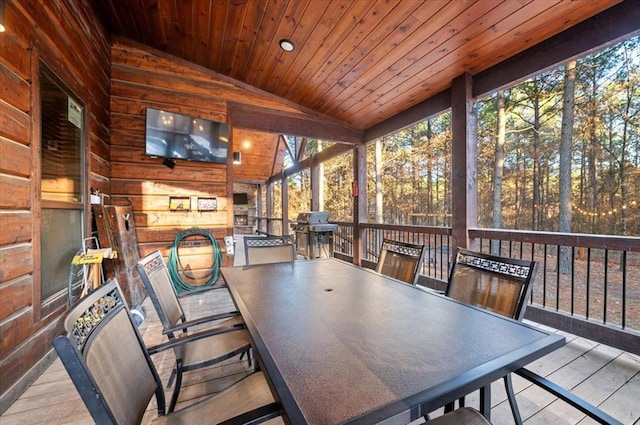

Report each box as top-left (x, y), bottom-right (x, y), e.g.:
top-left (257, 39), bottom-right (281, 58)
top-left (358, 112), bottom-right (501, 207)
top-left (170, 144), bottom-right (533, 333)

top-left (222, 258), bottom-right (565, 425)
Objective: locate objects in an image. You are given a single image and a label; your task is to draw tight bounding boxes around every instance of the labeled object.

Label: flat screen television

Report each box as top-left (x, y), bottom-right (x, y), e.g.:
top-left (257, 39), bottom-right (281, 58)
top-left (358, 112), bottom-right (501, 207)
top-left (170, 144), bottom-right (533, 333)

top-left (145, 108), bottom-right (229, 164)
top-left (233, 193), bottom-right (248, 204)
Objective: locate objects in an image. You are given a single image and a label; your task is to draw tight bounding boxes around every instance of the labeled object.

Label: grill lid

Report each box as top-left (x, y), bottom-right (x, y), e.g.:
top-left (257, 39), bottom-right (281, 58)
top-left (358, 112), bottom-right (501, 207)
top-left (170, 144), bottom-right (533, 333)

top-left (295, 211), bottom-right (329, 224)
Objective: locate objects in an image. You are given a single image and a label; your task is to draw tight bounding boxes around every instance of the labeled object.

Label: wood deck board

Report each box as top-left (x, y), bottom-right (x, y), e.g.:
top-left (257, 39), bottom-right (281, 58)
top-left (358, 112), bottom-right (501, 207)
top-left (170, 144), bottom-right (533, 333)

top-left (2, 283), bottom-right (638, 425)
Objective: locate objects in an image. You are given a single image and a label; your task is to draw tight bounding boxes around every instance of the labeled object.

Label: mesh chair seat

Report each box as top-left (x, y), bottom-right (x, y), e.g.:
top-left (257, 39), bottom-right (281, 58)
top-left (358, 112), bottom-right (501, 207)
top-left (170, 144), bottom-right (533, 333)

top-left (180, 329), bottom-right (251, 369)
top-left (153, 371), bottom-right (283, 425)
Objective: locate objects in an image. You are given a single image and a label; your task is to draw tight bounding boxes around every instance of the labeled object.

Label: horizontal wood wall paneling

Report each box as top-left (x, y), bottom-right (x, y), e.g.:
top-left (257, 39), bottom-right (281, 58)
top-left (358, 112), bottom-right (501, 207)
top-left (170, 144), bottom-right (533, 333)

top-left (0, 102), bottom-right (29, 144)
top-left (0, 66), bottom-right (30, 113)
top-left (116, 195), bottom-right (229, 213)
top-left (0, 276), bottom-right (33, 320)
top-left (135, 227), bottom-right (228, 245)
top-left (111, 79), bottom-right (228, 113)
top-left (0, 0), bottom-right (110, 408)
top-left (0, 212), bottom-right (31, 246)
top-left (0, 321), bottom-right (63, 399)
top-left (111, 180), bottom-right (228, 197)
top-left (133, 211), bottom-right (228, 229)
top-left (0, 139), bottom-right (31, 177)
top-left (110, 162), bottom-right (226, 181)
top-left (0, 244), bottom-right (33, 283)
top-left (0, 176), bottom-right (30, 209)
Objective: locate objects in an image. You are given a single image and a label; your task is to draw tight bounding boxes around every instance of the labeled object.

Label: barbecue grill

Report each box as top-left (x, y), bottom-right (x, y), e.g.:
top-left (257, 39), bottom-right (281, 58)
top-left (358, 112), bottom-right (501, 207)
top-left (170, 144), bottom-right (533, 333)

top-left (292, 211), bottom-right (338, 259)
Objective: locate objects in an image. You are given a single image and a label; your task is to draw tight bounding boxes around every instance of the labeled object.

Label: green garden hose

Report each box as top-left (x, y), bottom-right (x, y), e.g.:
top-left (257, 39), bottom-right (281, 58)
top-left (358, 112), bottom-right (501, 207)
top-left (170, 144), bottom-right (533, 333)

top-left (168, 227), bottom-right (222, 292)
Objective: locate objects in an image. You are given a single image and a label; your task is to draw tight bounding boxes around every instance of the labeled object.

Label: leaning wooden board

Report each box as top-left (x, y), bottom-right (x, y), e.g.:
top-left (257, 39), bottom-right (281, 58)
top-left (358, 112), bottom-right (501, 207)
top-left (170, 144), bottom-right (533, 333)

top-left (93, 204), bottom-right (147, 306)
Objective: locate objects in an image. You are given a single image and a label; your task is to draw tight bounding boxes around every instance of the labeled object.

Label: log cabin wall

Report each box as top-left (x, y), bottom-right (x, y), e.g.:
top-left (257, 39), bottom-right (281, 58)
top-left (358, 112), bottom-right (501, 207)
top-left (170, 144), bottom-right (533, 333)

top-left (109, 39), bottom-right (306, 264)
top-left (0, 0), bottom-right (110, 411)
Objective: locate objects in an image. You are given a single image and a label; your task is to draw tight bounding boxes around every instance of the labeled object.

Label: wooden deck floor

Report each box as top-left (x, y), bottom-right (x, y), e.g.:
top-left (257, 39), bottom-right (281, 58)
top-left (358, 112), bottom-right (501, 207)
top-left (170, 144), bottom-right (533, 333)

top-left (2, 280), bottom-right (639, 424)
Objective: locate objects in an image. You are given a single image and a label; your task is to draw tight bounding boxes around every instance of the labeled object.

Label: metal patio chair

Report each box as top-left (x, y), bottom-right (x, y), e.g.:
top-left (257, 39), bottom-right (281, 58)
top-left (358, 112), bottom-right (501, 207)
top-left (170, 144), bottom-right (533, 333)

top-left (53, 279), bottom-right (282, 424)
top-left (244, 235), bottom-right (295, 265)
top-left (441, 248), bottom-right (538, 421)
top-left (137, 250), bottom-right (251, 412)
top-left (442, 248), bottom-right (621, 425)
top-left (375, 238), bottom-right (426, 285)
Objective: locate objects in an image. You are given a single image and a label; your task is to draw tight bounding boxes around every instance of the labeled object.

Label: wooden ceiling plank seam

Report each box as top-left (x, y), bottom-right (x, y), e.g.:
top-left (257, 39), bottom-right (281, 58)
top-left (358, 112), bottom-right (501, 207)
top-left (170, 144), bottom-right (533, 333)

top-left (192, 0), bottom-right (213, 66)
top-left (262, 0), bottom-right (332, 94)
top-left (273, 1), bottom-right (352, 97)
top-left (242, 0), bottom-right (290, 86)
top-left (319, 0), bottom-right (475, 116)
top-left (364, 0), bottom-right (628, 134)
top-left (251, 0), bottom-right (310, 89)
top-left (314, 0), bottom-right (452, 117)
top-left (341, 0), bottom-right (565, 126)
top-left (350, 0), bottom-right (610, 124)
top-left (289, 0), bottom-right (405, 108)
top-left (205, 0), bottom-right (229, 70)
top-left (229, 0), bottom-right (270, 80)
top-left (473, 0), bottom-right (639, 98)
top-left (329, 0), bottom-right (508, 121)
top-left (161, 0), bottom-right (183, 58)
top-left (145, 0), bottom-right (168, 49)
top-left (281, 0), bottom-right (375, 102)
top-left (220, 1), bottom-right (252, 75)
top-left (173, 0), bottom-right (196, 60)
top-left (307, 0), bottom-right (428, 113)
top-left (463, 0), bottom-right (623, 76)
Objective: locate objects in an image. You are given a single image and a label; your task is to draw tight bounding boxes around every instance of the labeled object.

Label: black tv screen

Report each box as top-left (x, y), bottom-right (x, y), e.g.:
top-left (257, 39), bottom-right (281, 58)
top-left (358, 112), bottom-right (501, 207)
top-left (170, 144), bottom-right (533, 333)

top-left (145, 108), bottom-right (229, 164)
top-left (233, 193), bottom-right (248, 204)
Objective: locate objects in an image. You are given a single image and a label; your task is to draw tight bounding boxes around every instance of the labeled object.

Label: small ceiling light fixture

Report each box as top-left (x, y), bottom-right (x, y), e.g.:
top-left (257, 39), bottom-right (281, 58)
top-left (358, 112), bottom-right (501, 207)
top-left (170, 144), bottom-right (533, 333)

top-left (0, 0), bottom-right (6, 33)
top-left (233, 151), bottom-right (242, 165)
top-left (279, 39), bottom-right (294, 52)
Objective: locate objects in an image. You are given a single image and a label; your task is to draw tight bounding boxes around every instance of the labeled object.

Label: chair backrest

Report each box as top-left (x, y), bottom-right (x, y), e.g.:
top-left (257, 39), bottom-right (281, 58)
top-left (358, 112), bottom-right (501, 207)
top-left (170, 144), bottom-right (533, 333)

top-left (137, 250), bottom-right (186, 336)
top-left (446, 248), bottom-right (538, 320)
top-left (375, 238), bottom-right (426, 285)
top-left (244, 235), bottom-right (295, 265)
top-left (54, 279), bottom-right (165, 424)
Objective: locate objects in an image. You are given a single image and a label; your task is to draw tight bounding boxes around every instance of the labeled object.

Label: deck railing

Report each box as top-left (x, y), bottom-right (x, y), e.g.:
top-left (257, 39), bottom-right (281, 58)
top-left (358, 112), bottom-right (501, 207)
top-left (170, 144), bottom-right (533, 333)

top-left (332, 222), bottom-right (640, 355)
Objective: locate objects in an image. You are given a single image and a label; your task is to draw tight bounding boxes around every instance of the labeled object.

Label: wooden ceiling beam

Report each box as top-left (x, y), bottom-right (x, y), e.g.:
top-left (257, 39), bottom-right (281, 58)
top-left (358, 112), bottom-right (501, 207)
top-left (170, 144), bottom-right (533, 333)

top-left (228, 102), bottom-right (363, 144)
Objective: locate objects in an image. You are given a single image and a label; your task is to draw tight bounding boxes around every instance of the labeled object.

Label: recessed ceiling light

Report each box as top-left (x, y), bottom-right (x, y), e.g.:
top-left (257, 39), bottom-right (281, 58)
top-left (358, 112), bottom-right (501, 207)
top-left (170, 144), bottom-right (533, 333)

top-left (279, 39), bottom-right (294, 52)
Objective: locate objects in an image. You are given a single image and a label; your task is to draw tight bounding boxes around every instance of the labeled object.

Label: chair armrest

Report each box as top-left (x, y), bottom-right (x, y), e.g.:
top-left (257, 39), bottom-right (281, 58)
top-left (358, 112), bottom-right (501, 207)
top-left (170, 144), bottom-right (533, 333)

top-left (515, 368), bottom-right (622, 425)
top-left (147, 326), bottom-right (245, 355)
top-left (162, 311), bottom-right (243, 335)
top-left (218, 403), bottom-right (282, 425)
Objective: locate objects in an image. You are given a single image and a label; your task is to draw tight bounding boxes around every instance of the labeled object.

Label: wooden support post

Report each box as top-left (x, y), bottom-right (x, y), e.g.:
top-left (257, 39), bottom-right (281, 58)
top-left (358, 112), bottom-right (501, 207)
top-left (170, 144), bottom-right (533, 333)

top-left (451, 73), bottom-right (478, 252)
top-left (353, 144), bottom-right (367, 266)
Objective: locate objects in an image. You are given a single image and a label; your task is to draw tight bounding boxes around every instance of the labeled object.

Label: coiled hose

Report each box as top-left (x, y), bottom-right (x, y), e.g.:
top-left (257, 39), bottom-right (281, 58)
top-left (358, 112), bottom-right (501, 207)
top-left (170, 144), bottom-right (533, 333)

top-left (167, 227), bottom-right (222, 292)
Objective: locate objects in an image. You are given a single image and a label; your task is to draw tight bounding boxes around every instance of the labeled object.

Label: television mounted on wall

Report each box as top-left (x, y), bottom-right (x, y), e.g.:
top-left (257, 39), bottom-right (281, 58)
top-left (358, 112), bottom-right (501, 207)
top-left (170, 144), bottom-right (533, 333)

top-left (233, 193), bottom-right (248, 205)
top-left (145, 108), bottom-right (229, 165)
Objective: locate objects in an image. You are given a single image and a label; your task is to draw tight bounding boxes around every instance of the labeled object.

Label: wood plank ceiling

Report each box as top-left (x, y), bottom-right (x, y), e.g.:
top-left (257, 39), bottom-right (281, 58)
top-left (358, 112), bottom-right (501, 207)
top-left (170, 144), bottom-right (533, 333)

top-left (93, 0), bottom-right (621, 133)
top-left (93, 0), bottom-right (623, 192)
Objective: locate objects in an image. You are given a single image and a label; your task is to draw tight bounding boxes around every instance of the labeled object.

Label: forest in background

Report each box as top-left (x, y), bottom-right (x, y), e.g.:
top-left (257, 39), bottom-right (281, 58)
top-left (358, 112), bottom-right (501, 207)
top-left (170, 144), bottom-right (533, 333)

top-left (284, 36), bottom-right (640, 237)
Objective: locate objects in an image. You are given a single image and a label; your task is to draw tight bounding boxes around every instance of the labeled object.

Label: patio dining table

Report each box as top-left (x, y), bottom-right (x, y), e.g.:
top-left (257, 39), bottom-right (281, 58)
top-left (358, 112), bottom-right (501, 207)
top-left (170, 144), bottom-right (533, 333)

top-left (221, 258), bottom-right (565, 425)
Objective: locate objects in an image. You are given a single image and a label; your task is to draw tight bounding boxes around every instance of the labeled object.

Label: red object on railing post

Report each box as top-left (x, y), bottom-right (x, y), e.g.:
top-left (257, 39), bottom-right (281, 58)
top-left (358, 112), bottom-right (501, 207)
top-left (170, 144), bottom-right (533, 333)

top-left (352, 181), bottom-right (358, 197)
